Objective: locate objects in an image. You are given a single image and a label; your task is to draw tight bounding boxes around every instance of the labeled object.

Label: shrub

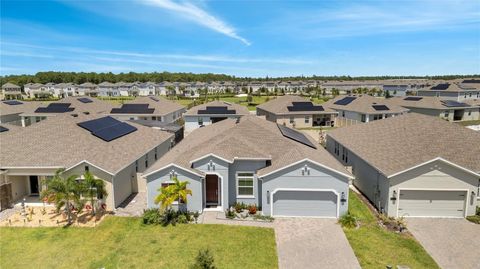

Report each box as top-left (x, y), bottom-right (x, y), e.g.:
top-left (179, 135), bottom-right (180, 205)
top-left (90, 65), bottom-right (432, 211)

top-left (253, 215), bottom-right (274, 222)
top-left (178, 214), bottom-right (188, 224)
top-left (476, 206), bottom-right (480, 216)
top-left (248, 204), bottom-right (257, 215)
top-left (190, 248), bottom-right (216, 269)
top-left (466, 215), bottom-right (480, 224)
top-left (339, 213), bottom-right (357, 228)
top-left (142, 209), bottom-right (162, 225)
top-left (160, 208), bottom-right (179, 226)
top-left (193, 211), bottom-right (200, 223)
top-left (225, 208), bottom-right (236, 219)
top-left (234, 202), bottom-right (245, 213)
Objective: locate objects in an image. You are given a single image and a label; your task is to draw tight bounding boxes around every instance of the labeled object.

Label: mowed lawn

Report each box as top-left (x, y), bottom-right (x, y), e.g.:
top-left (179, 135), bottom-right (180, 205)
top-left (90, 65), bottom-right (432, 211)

top-left (344, 191), bottom-right (439, 269)
top-left (0, 216), bottom-right (277, 269)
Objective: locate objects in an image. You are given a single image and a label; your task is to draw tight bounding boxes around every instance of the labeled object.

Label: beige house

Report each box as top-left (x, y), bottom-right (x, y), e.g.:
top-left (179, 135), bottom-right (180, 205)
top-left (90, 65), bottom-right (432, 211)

top-left (184, 101), bottom-right (250, 133)
top-left (256, 95), bottom-right (338, 128)
top-left (417, 82), bottom-right (480, 101)
top-left (326, 113), bottom-right (480, 218)
top-left (109, 97), bottom-right (186, 124)
top-left (1, 83), bottom-right (22, 100)
top-left (0, 114), bottom-right (173, 211)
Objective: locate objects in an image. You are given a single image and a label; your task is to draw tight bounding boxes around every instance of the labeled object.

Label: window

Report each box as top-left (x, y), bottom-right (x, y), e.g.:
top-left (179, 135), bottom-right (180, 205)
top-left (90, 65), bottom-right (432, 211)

top-left (342, 111), bottom-right (345, 117)
top-left (289, 116), bottom-right (294, 124)
top-left (154, 147), bottom-right (158, 160)
top-left (342, 147), bottom-right (348, 163)
top-left (305, 116), bottom-right (310, 124)
top-left (145, 154), bottom-right (148, 168)
top-left (444, 111), bottom-right (449, 118)
top-left (334, 141), bottom-right (340, 156)
top-left (361, 114), bottom-right (366, 122)
top-left (237, 173), bottom-right (254, 197)
top-left (198, 117), bottom-right (203, 126)
top-left (468, 111), bottom-right (472, 116)
top-left (373, 114), bottom-right (382, 121)
top-left (85, 166), bottom-right (89, 172)
top-left (135, 160), bottom-right (138, 172)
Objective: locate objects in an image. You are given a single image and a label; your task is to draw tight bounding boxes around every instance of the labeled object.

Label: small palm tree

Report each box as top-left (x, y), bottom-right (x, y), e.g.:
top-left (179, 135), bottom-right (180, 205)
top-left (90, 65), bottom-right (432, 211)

top-left (82, 171), bottom-right (108, 216)
top-left (154, 177), bottom-right (192, 210)
top-left (40, 169), bottom-right (84, 224)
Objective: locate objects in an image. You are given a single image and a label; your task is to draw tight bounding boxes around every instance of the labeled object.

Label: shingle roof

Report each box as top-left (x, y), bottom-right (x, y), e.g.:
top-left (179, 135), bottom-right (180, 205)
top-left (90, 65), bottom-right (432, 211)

top-left (115, 97), bottom-right (185, 116)
top-left (144, 115), bottom-right (350, 177)
top-left (385, 96), bottom-right (479, 110)
top-left (418, 83), bottom-right (477, 92)
top-left (20, 97), bottom-right (115, 116)
top-left (256, 95), bottom-right (336, 115)
top-left (324, 95), bottom-right (409, 114)
top-left (2, 83), bottom-right (21, 89)
top-left (327, 113), bottom-right (480, 176)
top-left (184, 101), bottom-right (250, 116)
top-left (0, 100), bottom-right (41, 116)
top-left (0, 114), bottom-right (173, 174)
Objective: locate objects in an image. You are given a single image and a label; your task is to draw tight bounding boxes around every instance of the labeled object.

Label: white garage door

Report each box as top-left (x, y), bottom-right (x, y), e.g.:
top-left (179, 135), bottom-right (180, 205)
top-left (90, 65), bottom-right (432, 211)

top-left (272, 190), bottom-right (337, 217)
top-left (398, 190), bottom-right (466, 218)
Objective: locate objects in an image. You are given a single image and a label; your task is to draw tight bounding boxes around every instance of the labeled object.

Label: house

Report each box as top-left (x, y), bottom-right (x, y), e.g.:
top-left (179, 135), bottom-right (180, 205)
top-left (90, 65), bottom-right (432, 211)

top-left (1, 82), bottom-right (22, 100)
top-left (326, 113), bottom-right (480, 218)
top-left (386, 96), bottom-right (480, 122)
top-left (98, 82), bottom-right (119, 97)
top-left (0, 114), bottom-right (174, 210)
top-left (183, 101), bottom-right (250, 133)
top-left (256, 95), bottom-right (338, 128)
top-left (109, 96), bottom-right (186, 123)
top-left (24, 83), bottom-right (50, 98)
top-left (19, 97), bottom-right (114, 127)
top-left (324, 95), bottom-right (409, 124)
top-left (52, 83), bottom-right (77, 98)
top-left (417, 82), bottom-right (480, 101)
top-left (77, 82), bottom-right (99, 97)
top-left (143, 116), bottom-right (352, 217)
top-left (0, 100), bottom-right (40, 125)
top-left (138, 82), bottom-right (157, 96)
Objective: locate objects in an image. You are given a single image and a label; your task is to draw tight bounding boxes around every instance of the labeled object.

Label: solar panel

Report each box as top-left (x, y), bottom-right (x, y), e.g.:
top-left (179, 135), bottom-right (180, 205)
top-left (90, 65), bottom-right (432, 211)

top-left (404, 97), bottom-right (423, 101)
top-left (77, 116), bottom-right (137, 142)
top-left (150, 96), bottom-right (159, 102)
top-left (287, 102), bottom-right (325, 112)
top-left (462, 79), bottom-right (480, 83)
top-left (198, 106), bottom-right (236, 114)
top-left (372, 105), bottom-right (390, 111)
top-left (110, 104), bottom-right (155, 114)
top-left (334, 96), bottom-right (356, 105)
top-left (431, 83), bottom-right (450, 90)
top-left (277, 124), bottom-right (317, 149)
top-left (0, 126), bottom-right (9, 132)
top-left (78, 98), bottom-right (93, 103)
top-left (3, 100), bottom-right (23, 105)
top-left (35, 103), bottom-right (74, 113)
top-left (441, 100), bottom-right (470, 107)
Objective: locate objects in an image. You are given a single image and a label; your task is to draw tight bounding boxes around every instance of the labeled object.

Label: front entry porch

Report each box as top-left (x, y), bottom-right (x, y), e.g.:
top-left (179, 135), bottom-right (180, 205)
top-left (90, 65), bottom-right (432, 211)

top-left (204, 174), bottom-right (222, 211)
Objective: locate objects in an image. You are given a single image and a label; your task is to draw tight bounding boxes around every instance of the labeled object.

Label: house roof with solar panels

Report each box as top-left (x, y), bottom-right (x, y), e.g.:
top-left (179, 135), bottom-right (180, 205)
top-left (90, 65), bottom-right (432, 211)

top-left (324, 95), bottom-right (409, 114)
top-left (109, 96), bottom-right (185, 117)
top-left (385, 96), bottom-right (480, 110)
top-left (0, 114), bottom-right (173, 174)
top-left (143, 115), bottom-right (349, 177)
top-left (20, 96), bottom-right (115, 117)
top-left (0, 100), bottom-right (42, 117)
top-left (184, 101), bottom-right (250, 116)
top-left (418, 82), bottom-right (478, 93)
top-left (256, 95), bottom-right (336, 115)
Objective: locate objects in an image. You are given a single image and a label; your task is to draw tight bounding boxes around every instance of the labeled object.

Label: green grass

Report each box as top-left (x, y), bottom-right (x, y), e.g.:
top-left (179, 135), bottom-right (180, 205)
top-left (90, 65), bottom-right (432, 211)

top-left (0, 216), bottom-right (277, 269)
top-left (456, 120), bottom-right (480, 126)
top-left (344, 191), bottom-right (439, 269)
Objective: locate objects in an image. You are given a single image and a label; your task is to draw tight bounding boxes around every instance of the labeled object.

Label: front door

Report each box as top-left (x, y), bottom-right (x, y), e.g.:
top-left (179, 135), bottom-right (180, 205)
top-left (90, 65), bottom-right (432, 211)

top-left (205, 175), bottom-right (219, 205)
top-left (29, 176), bottom-right (39, 195)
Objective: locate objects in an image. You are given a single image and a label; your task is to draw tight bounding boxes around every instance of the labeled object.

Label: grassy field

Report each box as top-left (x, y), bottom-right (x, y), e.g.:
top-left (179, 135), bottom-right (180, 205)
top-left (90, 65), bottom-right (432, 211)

top-left (344, 191), bottom-right (439, 269)
top-left (456, 120), bottom-right (480, 126)
top-left (0, 216), bottom-right (277, 269)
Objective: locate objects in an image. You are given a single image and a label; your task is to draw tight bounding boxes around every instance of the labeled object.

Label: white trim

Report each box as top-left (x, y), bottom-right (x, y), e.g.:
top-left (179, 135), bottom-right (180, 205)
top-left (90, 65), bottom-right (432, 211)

top-left (270, 188), bottom-right (340, 218)
top-left (396, 188), bottom-right (469, 218)
top-left (203, 173), bottom-right (224, 211)
top-left (387, 157), bottom-right (480, 179)
top-left (259, 159), bottom-right (353, 179)
top-left (143, 163), bottom-right (204, 178)
top-left (189, 154), bottom-right (272, 165)
top-left (64, 160), bottom-right (115, 176)
top-left (236, 171), bottom-right (255, 198)
top-left (189, 154), bottom-right (233, 165)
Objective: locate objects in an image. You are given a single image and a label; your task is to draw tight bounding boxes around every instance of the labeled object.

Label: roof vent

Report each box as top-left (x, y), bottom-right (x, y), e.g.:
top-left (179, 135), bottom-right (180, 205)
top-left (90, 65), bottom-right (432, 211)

top-left (71, 114), bottom-right (78, 117)
top-left (83, 111), bottom-right (90, 115)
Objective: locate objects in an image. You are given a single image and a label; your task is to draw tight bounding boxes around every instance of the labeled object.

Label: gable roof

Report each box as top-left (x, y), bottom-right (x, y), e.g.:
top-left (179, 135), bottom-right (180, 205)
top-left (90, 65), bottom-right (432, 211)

top-left (0, 114), bottom-right (173, 174)
top-left (2, 82), bottom-right (21, 89)
top-left (327, 113), bottom-right (480, 176)
top-left (20, 97), bottom-right (115, 116)
top-left (324, 95), bottom-right (409, 114)
top-left (111, 97), bottom-right (185, 116)
top-left (144, 115), bottom-right (350, 178)
top-left (385, 96), bottom-right (479, 110)
top-left (256, 95), bottom-right (336, 115)
top-left (184, 101), bottom-right (250, 116)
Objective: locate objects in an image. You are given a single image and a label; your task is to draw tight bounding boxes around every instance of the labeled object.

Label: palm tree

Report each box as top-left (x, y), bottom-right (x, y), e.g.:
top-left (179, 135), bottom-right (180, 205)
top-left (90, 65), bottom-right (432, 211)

top-left (154, 177), bottom-right (192, 210)
top-left (82, 172), bottom-right (107, 216)
top-left (40, 169), bottom-right (84, 224)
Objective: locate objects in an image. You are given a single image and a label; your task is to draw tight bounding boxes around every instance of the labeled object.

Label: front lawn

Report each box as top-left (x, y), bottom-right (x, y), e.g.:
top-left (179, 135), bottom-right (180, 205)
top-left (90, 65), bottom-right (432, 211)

top-left (0, 216), bottom-right (277, 269)
top-left (344, 190), bottom-right (439, 269)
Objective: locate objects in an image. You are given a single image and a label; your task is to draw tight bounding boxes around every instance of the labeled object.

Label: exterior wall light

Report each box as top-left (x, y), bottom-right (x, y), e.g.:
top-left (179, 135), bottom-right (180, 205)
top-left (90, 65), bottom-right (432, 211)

top-left (301, 165), bottom-right (310, 176)
top-left (340, 192), bottom-right (347, 204)
top-left (208, 160), bottom-right (215, 171)
top-left (390, 190), bottom-right (397, 202)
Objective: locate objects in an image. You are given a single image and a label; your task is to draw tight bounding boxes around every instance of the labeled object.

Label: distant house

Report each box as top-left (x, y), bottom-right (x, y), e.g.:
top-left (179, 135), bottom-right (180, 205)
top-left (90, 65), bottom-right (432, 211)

top-left (0, 114), bottom-right (173, 210)
top-left (24, 83), bottom-right (49, 98)
top-left (143, 116), bottom-right (352, 217)
top-left (326, 113), bottom-right (480, 218)
top-left (256, 95), bottom-right (338, 128)
top-left (52, 83), bottom-right (77, 98)
top-left (98, 82), bottom-right (119, 97)
top-left (77, 82), bottom-right (99, 97)
top-left (324, 95), bottom-right (409, 124)
top-left (417, 82), bottom-right (480, 101)
top-left (386, 96), bottom-right (480, 122)
top-left (109, 96), bottom-right (186, 123)
top-left (183, 101), bottom-right (250, 133)
top-left (138, 82), bottom-right (157, 96)
top-left (1, 83), bottom-right (22, 100)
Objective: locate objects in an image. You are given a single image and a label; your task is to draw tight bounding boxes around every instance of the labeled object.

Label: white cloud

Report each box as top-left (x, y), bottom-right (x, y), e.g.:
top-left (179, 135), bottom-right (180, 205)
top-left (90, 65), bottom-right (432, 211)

top-left (140, 0), bottom-right (250, 45)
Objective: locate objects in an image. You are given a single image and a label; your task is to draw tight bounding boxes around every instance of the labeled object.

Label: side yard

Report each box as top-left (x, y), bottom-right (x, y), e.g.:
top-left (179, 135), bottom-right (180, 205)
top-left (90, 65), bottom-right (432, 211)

top-left (0, 216), bottom-right (277, 269)
top-left (343, 190), bottom-right (439, 269)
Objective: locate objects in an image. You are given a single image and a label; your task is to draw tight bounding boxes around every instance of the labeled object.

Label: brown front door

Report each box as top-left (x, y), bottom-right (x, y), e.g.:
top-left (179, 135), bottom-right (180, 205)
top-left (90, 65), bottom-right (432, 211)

top-left (205, 175), bottom-right (218, 204)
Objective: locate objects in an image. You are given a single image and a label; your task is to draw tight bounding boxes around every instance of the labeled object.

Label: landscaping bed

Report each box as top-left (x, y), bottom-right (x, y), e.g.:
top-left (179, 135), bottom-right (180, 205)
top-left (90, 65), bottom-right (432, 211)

top-left (342, 190), bottom-right (439, 269)
top-left (224, 202), bottom-right (274, 222)
top-left (0, 216), bottom-right (278, 268)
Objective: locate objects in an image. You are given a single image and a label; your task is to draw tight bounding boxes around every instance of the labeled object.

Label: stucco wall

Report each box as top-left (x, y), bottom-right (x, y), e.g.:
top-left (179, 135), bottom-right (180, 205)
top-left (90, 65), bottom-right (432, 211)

top-left (228, 160), bottom-right (267, 206)
top-left (10, 176), bottom-right (28, 201)
top-left (184, 115), bottom-right (212, 133)
top-left (192, 156), bottom-right (230, 209)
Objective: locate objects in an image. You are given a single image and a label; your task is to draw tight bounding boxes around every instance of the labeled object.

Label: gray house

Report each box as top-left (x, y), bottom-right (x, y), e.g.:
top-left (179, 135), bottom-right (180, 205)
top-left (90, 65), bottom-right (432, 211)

top-left (326, 113), bottom-right (480, 218)
top-left (143, 116), bottom-right (352, 218)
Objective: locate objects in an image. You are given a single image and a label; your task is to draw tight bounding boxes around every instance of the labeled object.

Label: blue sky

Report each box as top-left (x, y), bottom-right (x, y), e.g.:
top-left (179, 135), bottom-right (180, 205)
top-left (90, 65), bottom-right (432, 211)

top-left (1, 0), bottom-right (479, 77)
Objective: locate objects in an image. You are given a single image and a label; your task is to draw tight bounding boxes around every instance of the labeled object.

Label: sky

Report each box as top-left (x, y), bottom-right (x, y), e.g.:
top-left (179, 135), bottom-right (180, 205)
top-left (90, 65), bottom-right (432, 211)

top-left (1, 0), bottom-right (479, 77)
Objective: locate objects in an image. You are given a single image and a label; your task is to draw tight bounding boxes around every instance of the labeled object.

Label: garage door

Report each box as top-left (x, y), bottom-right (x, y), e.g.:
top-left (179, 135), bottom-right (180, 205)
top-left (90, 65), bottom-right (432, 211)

top-left (272, 190), bottom-right (337, 217)
top-left (398, 190), bottom-right (466, 218)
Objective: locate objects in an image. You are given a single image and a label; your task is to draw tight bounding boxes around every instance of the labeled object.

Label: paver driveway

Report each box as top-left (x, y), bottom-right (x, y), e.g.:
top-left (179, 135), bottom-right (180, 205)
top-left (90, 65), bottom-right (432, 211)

top-left (407, 218), bottom-right (480, 269)
top-left (274, 218), bottom-right (360, 269)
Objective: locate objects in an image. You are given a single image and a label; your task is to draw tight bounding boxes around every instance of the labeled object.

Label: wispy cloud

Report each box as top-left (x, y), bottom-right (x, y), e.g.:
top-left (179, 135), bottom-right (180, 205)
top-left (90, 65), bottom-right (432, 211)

top-left (140, 0), bottom-right (250, 45)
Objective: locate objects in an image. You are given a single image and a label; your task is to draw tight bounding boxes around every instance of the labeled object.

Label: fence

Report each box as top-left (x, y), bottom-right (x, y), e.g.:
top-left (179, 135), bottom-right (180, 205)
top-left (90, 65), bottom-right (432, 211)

top-left (335, 117), bottom-right (361, 128)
